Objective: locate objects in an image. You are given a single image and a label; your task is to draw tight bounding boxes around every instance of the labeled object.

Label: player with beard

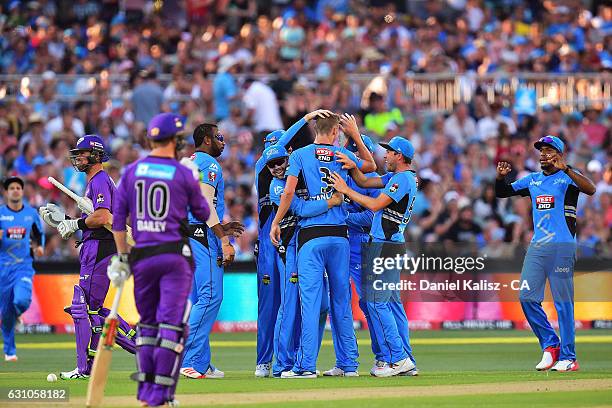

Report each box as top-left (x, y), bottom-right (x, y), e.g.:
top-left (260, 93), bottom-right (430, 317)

top-left (38, 135), bottom-right (136, 380)
top-left (181, 123), bottom-right (244, 379)
top-left (331, 136), bottom-right (419, 377)
top-left (495, 135), bottom-right (596, 372)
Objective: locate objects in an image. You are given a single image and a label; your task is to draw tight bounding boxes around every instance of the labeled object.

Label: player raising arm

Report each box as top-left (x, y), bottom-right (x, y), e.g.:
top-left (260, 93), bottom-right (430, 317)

top-left (269, 113), bottom-right (374, 379)
top-left (331, 136), bottom-right (419, 377)
top-left (254, 109), bottom-right (334, 377)
top-left (495, 135), bottom-right (595, 373)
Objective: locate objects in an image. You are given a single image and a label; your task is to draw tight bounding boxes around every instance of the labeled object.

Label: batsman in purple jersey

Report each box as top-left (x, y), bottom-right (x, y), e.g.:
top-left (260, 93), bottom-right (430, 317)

top-left (110, 113), bottom-right (210, 407)
top-left (39, 135), bottom-right (136, 380)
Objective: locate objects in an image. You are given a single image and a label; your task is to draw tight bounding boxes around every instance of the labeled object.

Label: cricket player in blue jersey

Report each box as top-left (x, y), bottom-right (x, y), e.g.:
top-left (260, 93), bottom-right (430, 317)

top-left (271, 113), bottom-right (376, 378)
top-left (332, 136), bottom-right (419, 377)
top-left (323, 132), bottom-right (384, 377)
top-left (264, 145), bottom-right (343, 377)
top-left (0, 177), bottom-right (44, 362)
top-left (254, 109), bottom-right (333, 378)
top-left (495, 135), bottom-right (596, 372)
top-left (181, 123), bottom-right (244, 379)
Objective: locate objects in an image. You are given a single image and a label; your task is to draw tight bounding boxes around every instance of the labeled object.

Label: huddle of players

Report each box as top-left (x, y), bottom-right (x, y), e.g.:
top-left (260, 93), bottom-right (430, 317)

top-left (255, 110), bottom-right (420, 378)
top-left (8, 108), bottom-right (588, 406)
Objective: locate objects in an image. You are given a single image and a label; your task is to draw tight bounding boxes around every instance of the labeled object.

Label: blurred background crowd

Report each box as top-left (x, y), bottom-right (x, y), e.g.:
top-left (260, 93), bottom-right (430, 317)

top-left (0, 0), bottom-right (610, 261)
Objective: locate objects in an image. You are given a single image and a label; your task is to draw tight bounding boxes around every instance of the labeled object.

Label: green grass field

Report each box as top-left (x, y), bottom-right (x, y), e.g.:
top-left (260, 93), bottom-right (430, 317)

top-left (1, 330), bottom-right (611, 407)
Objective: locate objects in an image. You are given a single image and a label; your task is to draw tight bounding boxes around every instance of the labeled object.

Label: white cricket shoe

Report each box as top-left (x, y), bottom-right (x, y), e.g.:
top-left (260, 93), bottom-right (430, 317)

top-left (322, 367), bottom-right (359, 377)
top-left (180, 367), bottom-right (205, 379)
top-left (535, 346), bottom-right (560, 371)
top-left (255, 363), bottom-right (271, 378)
top-left (280, 370), bottom-right (317, 379)
top-left (551, 360), bottom-right (580, 372)
top-left (398, 366), bottom-right (419, 376)
top-left (205, 367), bottom-right (225, 378)
top-left (60, 368), bottom-right (89, 380)
top-left (372, 358), bottom-right (415, 378)
top-left (4, 354), bottom-right (18, 362)
top-left (370, 360), bottom-right (385, 376)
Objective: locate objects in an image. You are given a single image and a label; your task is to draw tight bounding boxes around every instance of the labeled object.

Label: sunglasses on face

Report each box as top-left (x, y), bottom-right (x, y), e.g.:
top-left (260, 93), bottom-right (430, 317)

top-left (267, 159), bottom-right (286, 169)
top-left (214, 133), bottom-right (224, 142)
top-left (539, 136), bottom-right (553, 144)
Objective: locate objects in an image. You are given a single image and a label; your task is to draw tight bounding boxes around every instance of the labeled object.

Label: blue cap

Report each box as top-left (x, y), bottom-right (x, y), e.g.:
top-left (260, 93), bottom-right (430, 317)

top-left (262, 145), bottom-right (289, 165)
top-left (534, 135), bottom-right (564, 153)
top-left (346, 134), bottom-right (376, 154)
top-left (264, 130), bottom-right (284, 149)
top-left (566, 112), bottom-right (583, 122)
top-left (511, 36), bottom-right (528, 46)
top-left (379, 136), bottom-right (415, 160)
top-left (32, 156), bottom-right (49, 167)
top-left (147, 113), bottom-right (184, 141)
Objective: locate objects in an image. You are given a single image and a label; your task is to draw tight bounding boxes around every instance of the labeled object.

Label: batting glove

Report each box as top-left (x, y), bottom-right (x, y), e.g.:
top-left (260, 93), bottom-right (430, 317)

top-left (107, 254), bottom-right (131, 287)
top-left (57, 219), bottom-right (80, 240)
top-left (77, 197), bottom-right (94, 214)
top-left (39, 203), bottom-right (65, 228)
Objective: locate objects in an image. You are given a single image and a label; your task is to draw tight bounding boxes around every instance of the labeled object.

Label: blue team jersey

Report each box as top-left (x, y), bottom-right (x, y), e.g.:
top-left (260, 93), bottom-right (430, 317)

top-left (255, 118), bottom-right (307, 230)
top-left (0, 204), bottom-right (44, 265)
top-left (511, 170), bottom-right (580, 243)
top-left (345, 172), bottom-right (380, 235)
top-left (188, 151), bottom-right (224, 224)
top-left (370, 170), bottom-right (418, 242)
top-left (287, 143), bottom-right (362, 228)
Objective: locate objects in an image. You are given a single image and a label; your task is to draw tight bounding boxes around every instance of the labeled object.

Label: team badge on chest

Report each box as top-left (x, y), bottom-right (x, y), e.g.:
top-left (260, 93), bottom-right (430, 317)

top-left (536, 195), bottom-right (554, 210)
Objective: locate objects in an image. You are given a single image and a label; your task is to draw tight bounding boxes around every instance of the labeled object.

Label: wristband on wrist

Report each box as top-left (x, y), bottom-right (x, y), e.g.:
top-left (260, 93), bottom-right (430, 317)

top-left (77, 218), bottom-right (89, 231)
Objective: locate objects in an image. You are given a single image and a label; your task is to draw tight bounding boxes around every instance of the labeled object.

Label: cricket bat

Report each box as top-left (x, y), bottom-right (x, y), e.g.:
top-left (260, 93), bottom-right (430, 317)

top-left (86, 283), bottom-right (125, 407)
top-left (47, 177), bottom-right (135, 246)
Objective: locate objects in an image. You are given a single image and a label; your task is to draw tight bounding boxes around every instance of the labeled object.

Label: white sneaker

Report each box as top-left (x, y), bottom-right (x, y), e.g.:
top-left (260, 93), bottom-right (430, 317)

top-left (370, 360), bottom-right (385, 376)
top-left (4, 355), bottom-right (18, 362)
top-left (322, 367), bottom-right (359, 377)
top-left (280, 370), bottom-right (317, 379)
top-left (398, 366), bottom-right (419, 376)
top-left (255, 363), bottom-right (271, 378)
top-left (205, 367), bottom-right (225, 378)
top-left (60, 368), bottom-right (89, 380)
top-left (536, 346), bottom-right (560, 371)
top-left (551, 360), bottom-right (580, 372)
top-left (372, 358), bottom-right (415, 378)
top-left (180, 367), bottom-right (205, 379)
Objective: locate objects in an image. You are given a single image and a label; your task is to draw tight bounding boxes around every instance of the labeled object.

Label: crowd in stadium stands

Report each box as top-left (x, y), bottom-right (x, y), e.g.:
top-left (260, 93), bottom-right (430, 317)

top-left (0, 0), bottom-right (610, 260)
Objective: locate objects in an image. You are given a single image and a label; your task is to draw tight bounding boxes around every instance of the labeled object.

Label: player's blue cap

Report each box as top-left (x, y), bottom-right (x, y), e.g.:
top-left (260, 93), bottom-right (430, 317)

top-left (262, 145), bottom-right (289, 165)
top-left (264, 130), bottom-right (284, 149)
top-left (346, 134), bottom-right (376, 154)
top-left (72, 135), bottom-right (109, 162)
top-left (147, 113), bottom-right (185, 141)
top-left (379, 136), bottom-right (415, 160)
top-left (534, 135), bottom-right (564, 153)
